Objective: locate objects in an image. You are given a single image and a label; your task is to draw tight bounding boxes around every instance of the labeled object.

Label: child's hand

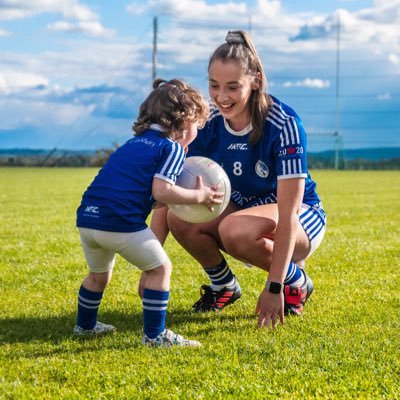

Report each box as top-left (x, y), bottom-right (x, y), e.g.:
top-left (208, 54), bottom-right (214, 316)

top-left (195, 175), bottom-right (224, 211)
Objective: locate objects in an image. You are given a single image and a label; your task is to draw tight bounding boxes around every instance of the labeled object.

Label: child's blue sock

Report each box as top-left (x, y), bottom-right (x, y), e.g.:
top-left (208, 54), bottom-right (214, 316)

top-left (284, 261), bottom-right (305, 287)
top-left (206, 258), bottom-right (236, 291)
top-left (77, 285), bottom-right (103, 330)
top-left (142, 288), bottom-right (169, 339)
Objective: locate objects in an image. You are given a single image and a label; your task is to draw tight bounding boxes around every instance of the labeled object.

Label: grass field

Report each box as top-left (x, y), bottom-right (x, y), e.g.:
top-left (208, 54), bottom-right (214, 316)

top-left (1, 168), bottom-right (399, 399)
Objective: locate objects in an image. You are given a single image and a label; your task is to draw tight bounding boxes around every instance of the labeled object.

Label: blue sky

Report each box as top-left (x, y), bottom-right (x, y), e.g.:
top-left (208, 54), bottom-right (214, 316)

top-left (0, 0), bottom-right (399, 152)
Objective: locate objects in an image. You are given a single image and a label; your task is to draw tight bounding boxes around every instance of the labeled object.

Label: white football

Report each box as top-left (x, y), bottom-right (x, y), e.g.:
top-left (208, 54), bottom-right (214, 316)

top-left (168, 156), bottom-right (231, 223)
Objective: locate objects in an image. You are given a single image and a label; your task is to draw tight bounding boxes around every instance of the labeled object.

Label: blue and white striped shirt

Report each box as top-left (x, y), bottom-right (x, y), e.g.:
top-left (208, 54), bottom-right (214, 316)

top-left (188, 95), bottom-right (320, 208)
top-left (77, 124), bottom-right (185, 232)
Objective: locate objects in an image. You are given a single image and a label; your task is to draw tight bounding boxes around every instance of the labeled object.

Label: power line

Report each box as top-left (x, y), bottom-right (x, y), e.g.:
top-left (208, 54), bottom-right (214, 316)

top-left (42, 22), bottom-right (153, 166)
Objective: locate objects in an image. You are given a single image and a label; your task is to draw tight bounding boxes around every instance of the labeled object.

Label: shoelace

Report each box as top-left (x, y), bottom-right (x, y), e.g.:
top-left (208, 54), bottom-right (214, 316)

top-left (199, 285), bottom-right (217, 306)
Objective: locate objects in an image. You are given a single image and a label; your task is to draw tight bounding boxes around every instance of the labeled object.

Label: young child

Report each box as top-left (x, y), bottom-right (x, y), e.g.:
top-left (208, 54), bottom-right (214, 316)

top-left (74, 78), bottom-right (223, 347)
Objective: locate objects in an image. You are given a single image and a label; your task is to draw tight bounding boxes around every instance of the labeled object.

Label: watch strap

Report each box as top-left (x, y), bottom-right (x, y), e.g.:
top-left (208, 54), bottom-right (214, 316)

top-left (265, 280), bottom-right (283, 294)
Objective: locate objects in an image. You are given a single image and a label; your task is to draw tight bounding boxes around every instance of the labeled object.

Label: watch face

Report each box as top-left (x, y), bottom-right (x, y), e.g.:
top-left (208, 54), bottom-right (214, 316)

top-left (269, 282), bottom-right (282, 294)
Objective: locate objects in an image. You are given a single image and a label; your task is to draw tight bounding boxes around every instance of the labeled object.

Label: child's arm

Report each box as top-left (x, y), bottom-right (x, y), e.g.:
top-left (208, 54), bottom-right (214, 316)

top-left (152, 176), bottom-right (223, 209)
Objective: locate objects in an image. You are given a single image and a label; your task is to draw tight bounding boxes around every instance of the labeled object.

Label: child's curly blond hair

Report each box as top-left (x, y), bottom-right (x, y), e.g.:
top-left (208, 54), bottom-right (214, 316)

top-left (132, 78), bottom-right (209, 139)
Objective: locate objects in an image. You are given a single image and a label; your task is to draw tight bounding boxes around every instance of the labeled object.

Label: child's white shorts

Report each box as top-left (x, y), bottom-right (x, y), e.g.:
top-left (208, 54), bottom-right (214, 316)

top-left (78, 227), bottom-right (169, 273)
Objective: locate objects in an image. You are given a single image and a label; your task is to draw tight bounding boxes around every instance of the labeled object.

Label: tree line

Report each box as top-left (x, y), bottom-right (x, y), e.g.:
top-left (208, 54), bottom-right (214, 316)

top-left (1, 146), bottom-right (399, 170)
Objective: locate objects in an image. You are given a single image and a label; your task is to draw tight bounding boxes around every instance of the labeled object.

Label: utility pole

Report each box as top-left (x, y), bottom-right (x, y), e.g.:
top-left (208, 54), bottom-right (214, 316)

top-left (334, 12), bottom-right (341, 170)
top-left (152, 16), bottom-right (158, 83)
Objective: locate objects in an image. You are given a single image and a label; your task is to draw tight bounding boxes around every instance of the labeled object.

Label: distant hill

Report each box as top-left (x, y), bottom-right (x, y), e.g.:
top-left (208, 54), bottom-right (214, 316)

top-left (2, 147), bottom-right (399, 161)
top-left (0, 148), bottom-right (95, 157)
top-left (0, 147), bottom-right (399, 169)
top-left (309, 147), bottom-right (400, 161)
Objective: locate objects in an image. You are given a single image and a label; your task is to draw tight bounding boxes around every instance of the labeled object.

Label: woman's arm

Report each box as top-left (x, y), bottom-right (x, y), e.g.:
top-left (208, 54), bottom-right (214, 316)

top-left (269, 178), bottom-right (305, 282)
top-left (256, 177), bottom-right (305, 328)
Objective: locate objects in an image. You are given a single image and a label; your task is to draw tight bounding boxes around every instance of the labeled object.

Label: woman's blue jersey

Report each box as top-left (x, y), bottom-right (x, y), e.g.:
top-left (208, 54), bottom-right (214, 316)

top-left (77, 125), bottom-right (185, 232)
top-left (188, 96), bottom-right (320, 208)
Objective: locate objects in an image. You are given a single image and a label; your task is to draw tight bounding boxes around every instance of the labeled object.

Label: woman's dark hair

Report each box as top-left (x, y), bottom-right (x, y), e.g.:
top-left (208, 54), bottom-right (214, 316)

top-left (209, 30), bottom-right (273, 144)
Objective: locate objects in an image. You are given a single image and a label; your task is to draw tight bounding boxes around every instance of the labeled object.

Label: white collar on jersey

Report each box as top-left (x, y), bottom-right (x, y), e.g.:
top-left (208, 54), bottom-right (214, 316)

top-left (150, 123), bottom-right (165, 132)
top-left (223, 118), bottom-right (252, 136)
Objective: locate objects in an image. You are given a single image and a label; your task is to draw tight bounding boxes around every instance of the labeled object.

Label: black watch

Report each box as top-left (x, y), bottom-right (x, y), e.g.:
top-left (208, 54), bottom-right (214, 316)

top-left (266, 281), bottom-right (283, 294)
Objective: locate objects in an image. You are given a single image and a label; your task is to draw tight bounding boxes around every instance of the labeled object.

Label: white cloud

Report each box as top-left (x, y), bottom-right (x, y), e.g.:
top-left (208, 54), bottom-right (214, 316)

top-left (0, 0), bottom-right (96, 21)
top-left (289, 2), bottom-right (400, 52)
top-left (0, 71), bottom-right (49, 94)
top-left (126, 3), bottom-right (151, 15)
top-left (0, 0), bottom-right (110, 38)
top-left (0, 97), bottom-right (94, 130)
top-left (0, 73), bottom-right (6, 93)
top-left (0, 36), bottom-right (149, 107)
top-left (127, 0), bottom-right (248, 22)
top-left (256, 0), bottom-right (281, 17)
top-left (0, 28), bottom-right (11, 37)
top-left (377, 92), bottom-right (391, 100)
top-left (283, 78), bottom-right (330, 89)
top-left (388, 53), bottom-right (399, 65)
top-left (48, 20), bottom-right (114, 37)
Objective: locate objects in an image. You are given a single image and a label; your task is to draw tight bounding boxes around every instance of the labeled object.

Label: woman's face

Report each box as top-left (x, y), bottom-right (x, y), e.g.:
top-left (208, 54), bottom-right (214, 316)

top-left (208, 59), bottom-right (257, 131)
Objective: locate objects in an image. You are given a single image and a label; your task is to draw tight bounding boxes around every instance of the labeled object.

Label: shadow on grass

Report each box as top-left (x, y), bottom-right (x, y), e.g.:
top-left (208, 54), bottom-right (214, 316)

top-left (0, 308), bottom-right (254, 345)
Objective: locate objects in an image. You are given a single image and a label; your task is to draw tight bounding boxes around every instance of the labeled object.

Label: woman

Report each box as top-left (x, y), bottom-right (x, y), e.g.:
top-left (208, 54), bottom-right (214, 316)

top-left (157, 31), bottom-right (327, 329)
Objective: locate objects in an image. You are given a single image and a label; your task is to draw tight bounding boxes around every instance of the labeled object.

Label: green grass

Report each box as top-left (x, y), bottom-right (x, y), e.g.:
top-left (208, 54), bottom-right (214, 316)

top-left (1, 168), bottom-right (399, 399)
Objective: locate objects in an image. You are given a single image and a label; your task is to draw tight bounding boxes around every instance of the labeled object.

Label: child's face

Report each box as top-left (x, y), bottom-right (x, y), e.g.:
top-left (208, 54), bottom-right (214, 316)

top-left (176, 121), bottom-right (198, 149)
top-left (208, 59), bottom-right (258, 131)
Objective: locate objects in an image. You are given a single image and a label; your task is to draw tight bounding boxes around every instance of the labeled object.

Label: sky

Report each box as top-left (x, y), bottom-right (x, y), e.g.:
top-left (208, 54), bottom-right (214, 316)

top-left (0, 0), bottom-right (399, 152)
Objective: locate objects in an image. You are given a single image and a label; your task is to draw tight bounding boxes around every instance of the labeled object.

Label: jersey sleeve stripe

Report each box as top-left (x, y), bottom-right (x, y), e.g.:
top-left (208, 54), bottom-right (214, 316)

top-left (266, 116), bottom-right (283, 130)
top-left (153, 173), bottom-right (175, 184)
top-left (159, 142), bottom-right (177, 175)
top-left (288, 120), bottom-right (296, 144)
top-left (279, 132), bottom-right (285, 147)
top-left (269, 102), bottom-right (301, 147)
top-left (277, 173), bottom-right (308, 180)
top-left (159, 142), bottom-right (184, 181)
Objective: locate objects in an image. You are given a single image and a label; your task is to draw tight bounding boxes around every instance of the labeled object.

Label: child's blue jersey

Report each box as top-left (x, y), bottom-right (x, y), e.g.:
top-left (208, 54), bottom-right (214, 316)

top-left (77, 125), bottom-right (185, 232)
top-left (188, 96), bottom-right (320, 208)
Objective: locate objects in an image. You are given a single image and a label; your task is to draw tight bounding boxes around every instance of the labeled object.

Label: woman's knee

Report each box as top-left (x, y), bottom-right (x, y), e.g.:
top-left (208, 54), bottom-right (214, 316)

top-left (218, 215), bottom-right (246, 254)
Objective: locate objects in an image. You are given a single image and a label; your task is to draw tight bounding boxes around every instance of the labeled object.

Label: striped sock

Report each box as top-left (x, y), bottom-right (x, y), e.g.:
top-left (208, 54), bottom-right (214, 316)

top-left (284, 261), bottom-right (305, 287)
top-left (142, 288), bottom-right (169, 339)
top-left (206, 258), bottom-right (236, 291)
top-left (76, 285), bottom-right (103, 330)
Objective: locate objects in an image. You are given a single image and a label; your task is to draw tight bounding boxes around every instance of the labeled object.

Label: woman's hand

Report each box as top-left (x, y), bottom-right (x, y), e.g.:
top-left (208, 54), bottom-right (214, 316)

top-left (255, 287), bottom-right (284, 329)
